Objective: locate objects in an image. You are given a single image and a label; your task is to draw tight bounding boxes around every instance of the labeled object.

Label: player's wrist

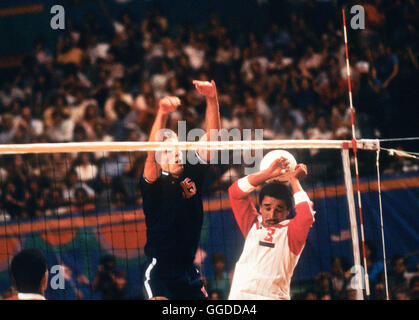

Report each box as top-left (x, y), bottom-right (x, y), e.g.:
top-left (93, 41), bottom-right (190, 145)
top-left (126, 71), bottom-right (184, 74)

top-left (263, 168), bottom-right (277, 180)
top-left (238, 176), bottom-right (257, 192)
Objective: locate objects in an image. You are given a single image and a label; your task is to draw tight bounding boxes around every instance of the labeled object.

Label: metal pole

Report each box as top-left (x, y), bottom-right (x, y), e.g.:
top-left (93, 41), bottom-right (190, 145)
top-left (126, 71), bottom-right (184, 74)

top-left (342, 149), bottom-right (364, 300)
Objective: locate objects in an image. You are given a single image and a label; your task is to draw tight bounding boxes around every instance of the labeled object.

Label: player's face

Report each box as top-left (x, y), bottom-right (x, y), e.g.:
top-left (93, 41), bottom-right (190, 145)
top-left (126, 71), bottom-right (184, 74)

top-left (260, 196), bottom-right (290, 227)
top-left (161, 149), bottom-right (184, 178)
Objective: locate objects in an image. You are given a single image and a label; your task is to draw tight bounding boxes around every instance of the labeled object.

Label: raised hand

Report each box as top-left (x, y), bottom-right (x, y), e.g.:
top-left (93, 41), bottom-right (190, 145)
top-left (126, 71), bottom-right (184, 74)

top-left (159, 96), bottom-right (181, 114)
top-left (265, 157), bottom-right (290, 180)
top-left (290, 163), bottom-right (307, 181)
top-left (193, 80), bottom-right (217, 99)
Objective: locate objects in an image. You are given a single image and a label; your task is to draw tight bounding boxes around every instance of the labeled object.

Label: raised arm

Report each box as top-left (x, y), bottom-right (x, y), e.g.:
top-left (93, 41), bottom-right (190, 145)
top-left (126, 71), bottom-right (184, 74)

top-left (143, 96), bottom-right (181, 183)
top-left (192, 80), bottom-right (221, 161)
top-left (228, 158), bottom-right (290, 237)
top-left (287, 164), bottom-right (316, 255)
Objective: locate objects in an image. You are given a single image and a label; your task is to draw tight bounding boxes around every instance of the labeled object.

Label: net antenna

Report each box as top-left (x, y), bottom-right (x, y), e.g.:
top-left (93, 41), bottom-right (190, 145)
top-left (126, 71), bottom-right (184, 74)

top-left (375, 147), bottom-right (390, 300)
top-left (342, 8), bottom-right (370, 298)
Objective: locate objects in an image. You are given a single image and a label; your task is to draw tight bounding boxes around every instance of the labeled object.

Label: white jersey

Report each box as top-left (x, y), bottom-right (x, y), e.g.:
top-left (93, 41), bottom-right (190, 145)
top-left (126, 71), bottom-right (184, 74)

top-left (228, 178), bottom-right (315, 300)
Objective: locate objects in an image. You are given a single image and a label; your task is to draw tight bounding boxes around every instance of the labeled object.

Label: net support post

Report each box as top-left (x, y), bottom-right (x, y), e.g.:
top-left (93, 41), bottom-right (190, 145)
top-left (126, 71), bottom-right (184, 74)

top-left (341, 148), bottom-right (364, 300)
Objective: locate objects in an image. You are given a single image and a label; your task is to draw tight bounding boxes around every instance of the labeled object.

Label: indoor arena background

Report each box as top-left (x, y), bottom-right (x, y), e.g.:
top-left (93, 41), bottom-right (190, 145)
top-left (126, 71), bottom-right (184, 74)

top-left (0, 0), bottom-right (418, 300)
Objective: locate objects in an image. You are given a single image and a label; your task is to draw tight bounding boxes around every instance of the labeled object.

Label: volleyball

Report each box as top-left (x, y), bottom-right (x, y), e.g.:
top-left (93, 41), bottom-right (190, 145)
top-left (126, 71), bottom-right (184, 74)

top-left (260, 150), bottom-right (297, 182)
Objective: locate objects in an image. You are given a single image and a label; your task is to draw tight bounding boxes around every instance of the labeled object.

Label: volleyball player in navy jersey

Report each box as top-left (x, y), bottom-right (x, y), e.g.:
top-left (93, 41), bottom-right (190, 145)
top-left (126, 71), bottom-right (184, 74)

top-left (140, 80), bottom-right (221, 300)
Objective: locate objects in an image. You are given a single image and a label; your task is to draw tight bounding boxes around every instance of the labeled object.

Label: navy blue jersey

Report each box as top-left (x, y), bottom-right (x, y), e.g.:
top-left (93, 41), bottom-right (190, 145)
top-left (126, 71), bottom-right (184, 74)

top-left (140, 162), bottom-right (209, 271)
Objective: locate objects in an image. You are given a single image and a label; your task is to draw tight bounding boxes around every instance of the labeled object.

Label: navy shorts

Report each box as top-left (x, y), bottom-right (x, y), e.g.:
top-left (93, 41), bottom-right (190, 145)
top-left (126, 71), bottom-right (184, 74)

top-left (142, 257), bottom-right (208, 300)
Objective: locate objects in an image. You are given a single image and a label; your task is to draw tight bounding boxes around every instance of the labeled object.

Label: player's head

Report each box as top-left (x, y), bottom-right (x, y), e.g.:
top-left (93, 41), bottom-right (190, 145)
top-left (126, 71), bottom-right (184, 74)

top-left (212, 252), bottom-right (226, 273)
top-left (100, 254), bottom-right (116, 273)
top-left (158, 130), bottom-right (184, 178)
top-left (10, 248), bottom-right (48, 295)
top-left (259, 181), bottom-right (293, 226)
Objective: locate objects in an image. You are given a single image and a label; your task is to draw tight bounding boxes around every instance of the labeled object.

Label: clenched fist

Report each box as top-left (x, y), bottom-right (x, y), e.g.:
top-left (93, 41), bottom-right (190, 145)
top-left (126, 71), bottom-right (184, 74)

top-left (159, 96), bottom-right (181, 114)
top-left (290, 164), bottom-right (308, 180)
top-left (193, 80), bottom-right (217, 99)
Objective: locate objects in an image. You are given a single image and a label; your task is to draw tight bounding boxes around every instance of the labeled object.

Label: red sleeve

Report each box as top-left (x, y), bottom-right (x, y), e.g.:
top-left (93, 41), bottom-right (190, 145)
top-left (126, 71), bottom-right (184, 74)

top-left (287, 194), bottom-right (315, 255)
top-left (228, 180), bottom-right (259, 238)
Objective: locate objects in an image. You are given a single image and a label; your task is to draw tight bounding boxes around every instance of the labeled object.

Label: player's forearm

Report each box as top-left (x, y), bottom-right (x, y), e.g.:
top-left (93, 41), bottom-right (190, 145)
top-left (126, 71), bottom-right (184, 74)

top-left (144, 110), bottom-right (168, 181)
top-left (205, 95), bottom-right (221, 139)
top-left (245, 169), bottom-right (272, 189)
top-left (148, 109), bottom-right (168, 142)
top-left (289, 177), bottom-right (303, 195)
top-left (200, 94), bottom-right (221, 161)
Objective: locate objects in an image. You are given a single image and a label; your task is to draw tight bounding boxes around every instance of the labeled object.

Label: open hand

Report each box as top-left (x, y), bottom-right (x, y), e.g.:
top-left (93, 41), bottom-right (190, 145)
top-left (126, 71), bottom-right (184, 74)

top-left (193, 80), bottom-right (217, 98)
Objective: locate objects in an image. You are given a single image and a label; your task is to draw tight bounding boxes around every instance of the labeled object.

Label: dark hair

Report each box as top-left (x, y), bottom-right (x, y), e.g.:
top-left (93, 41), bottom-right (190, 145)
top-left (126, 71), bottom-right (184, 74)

top-left (10, 248), bottom-right (48, 293)
top-left (391, 254), bottom-right (404, 267)
top-left (259, 181), bottom-right (293, 209)
top-left (100, 255), bottom-right (116, 273)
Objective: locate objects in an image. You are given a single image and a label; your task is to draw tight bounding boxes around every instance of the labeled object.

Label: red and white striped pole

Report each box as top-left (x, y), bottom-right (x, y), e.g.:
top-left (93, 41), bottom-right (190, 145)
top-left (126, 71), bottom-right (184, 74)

top-left (342, 8), bottom-right (370, 298)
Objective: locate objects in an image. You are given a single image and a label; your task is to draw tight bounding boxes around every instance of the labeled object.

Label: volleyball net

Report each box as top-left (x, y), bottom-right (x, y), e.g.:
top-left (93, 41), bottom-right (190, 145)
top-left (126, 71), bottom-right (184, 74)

top-left (0, 139), bottom-right (418, 300)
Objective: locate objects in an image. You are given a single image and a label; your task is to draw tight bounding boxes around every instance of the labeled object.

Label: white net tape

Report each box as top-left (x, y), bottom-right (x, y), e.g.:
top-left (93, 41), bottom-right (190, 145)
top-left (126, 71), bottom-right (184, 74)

top-left (0, 139), bottom-right (380, 154)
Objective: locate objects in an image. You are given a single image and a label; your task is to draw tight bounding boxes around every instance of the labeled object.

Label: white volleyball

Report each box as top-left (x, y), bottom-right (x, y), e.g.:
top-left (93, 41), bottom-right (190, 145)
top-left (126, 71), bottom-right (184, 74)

top-left (259, 150), bottom-right (297, 182)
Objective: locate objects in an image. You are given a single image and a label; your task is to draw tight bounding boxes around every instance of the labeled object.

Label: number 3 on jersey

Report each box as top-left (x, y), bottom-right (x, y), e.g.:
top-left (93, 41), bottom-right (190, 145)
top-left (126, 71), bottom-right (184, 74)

top-left (264, 227), bottom-right (275, 242)
top-left (180, 178), bottom-right (197, 199)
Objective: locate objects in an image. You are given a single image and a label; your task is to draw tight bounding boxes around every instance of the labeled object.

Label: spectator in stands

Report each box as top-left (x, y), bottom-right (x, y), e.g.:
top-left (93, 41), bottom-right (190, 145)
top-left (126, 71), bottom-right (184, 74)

top-left (330, 256), bottom-right (350, 299)
top-left (393, 290), bottom-right (410, 300)
top-left (93, 122), bottom-right (114, 160)
top-left (303, 289), bottom-right (318, 300)
top-left (17, 106), bottom-right (44, 138)
top-left (79, 103), bottom-right (101, 140)
top-left (45, 187), bottom-right (68, 216)
top-left (92, 255), bottom-right (126, 300)
top-left (7, 248), bottom-right (48, 300)
top-left (274, 116), bottom-right (304, 140)
top-left (1, 287), bottom-right (18, 299)
top-left (408, 276), bottom-right (419, 300)
top-left (388, 255), bottom-right (409, 298)
top-left (104, 80), bottom-right (133, 126)
top-left (364, 241), bottom-right (385, 289)
top-left (62, 170), bottom-right (96, 204)
top-left (73, 152), bottom-right (98, 185)
top-left (1, 181), bottom-right (25, 219)
top-left (306, 115), bottom-right (332, 140)
top-left (71, 187), bottom-right (96, 214)
top-left (56, 34), bottom-right (84, 67)
top-left (0, 113), bottom-right (18, 144)
top-left (98, 152), bottom-right (130, 180)
top-left (183, 31), bottom-right (207, 71)
top-left (315, 272), bottom-right (333, 300)
top-left (209, 290), bottom-right (221, 300)
top-left (207, 253), bottom-right (230, 300)
top-left (45, 109), bottom-right (75, 142)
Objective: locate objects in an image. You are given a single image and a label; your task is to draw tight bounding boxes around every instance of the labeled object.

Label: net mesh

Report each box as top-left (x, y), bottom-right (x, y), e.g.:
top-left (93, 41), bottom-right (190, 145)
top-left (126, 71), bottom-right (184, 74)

top-left (0, 145), bottom-right (417, 300)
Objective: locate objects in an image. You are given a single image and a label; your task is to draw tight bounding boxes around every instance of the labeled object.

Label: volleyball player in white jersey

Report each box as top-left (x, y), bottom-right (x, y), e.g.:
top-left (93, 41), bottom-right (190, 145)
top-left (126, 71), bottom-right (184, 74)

top-left (228, 158), bottom-right (315, 300)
